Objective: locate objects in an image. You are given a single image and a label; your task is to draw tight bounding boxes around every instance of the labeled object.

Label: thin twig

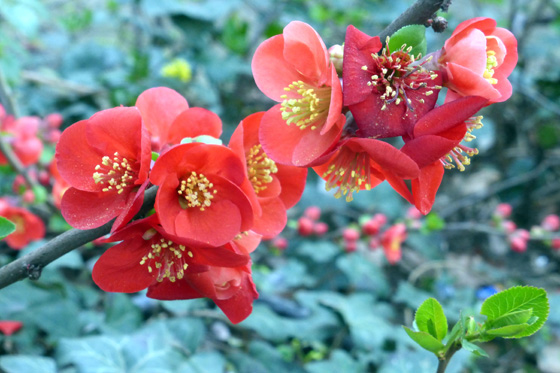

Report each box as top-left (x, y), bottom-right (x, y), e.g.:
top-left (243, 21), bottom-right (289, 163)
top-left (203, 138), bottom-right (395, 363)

top-left (378, 0), bottom-right (447, 42)
top-left (0, 186), bottom-right (158, 290)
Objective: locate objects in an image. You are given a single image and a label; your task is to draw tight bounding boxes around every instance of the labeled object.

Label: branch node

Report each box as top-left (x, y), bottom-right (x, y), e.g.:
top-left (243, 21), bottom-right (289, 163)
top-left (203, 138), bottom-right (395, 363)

top-left (26, 263), bottom-right (42, 280)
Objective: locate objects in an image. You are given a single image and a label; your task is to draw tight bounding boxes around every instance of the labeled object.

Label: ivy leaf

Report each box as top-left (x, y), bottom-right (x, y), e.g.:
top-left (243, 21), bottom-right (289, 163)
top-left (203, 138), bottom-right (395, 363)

top-left (461, 339), bottom-right (489, 358)
top-left (0, 216), bottom-right (16, 239)
top-left (403, 326), bottom-right (445, 354)
top-left (388, 25), bottom-right (427, 58)
top-left (415, 298), bottom-right (448, 341)
top-left (480, 286), bottom-right (549, 338)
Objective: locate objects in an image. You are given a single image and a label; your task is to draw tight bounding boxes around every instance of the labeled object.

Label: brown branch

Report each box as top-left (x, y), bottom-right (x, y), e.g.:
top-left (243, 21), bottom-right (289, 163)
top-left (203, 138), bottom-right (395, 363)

top-left (0, 186), bottom-right (158, 290)
top-left (378, 0), bottom-right (448, 42)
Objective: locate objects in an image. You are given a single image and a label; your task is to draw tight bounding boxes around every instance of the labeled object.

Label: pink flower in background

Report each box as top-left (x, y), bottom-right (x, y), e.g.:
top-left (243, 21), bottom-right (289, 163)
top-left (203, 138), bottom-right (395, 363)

top-left (381, 223), bottom-right (407, 264)
top-left (541, 214), bottom-right (560, 231)
top-left (0, 111), bottom-right (43, 167)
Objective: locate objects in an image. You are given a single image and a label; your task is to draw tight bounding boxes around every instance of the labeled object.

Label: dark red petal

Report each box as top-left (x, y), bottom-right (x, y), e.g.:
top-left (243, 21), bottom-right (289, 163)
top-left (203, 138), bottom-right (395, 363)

top-left (214, 274), bottom-right (258, 324)
top-left (61, 187), bottom-right (128, 229)
top-left (384, 172), bottom-right (414, 204)
top-left (402, 135), bottom-right (463, 169)
top-left (195, 245), bottom-right (250, 268)
top-left (92, 238), bottom-right (155, 293)
top-left (135, 87), bottom-right (189, 150)
top-left (348, 138), bottom-right (419, 179)
top-left (411, 162), bottom-right (444, 215)
top-left (275, 164), bottom-right (308, 209)
top-left (146, 277), bottom-right (204, 300)
top-left (167, 107), bottom-right (223, 145)
top-left (111, 181), bottom-right (148, 233)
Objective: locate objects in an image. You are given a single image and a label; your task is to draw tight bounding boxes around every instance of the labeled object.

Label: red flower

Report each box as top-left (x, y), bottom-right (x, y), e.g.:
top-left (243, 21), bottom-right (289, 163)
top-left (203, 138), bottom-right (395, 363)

top-left (252, 21), bottom-right (345, 166)
top-left (343, 25), bottom-right (442, 138)
top-left (55, 107), bottom-right (151, 231)
top-left (0, 320), bottom-right (23, 336)
top-left (93, 216), bottom-right (258, 324)
top-left (0, 199), bottom-right (45, 249)
top-left (150, 143), bottom-right (254, 246)
top-left (49, 160), bottom-right (70, 209)
top-left (0, 112), bottom-right (43, 167)
top-left (229, 112), bottom-right (307, 239)
top-left (387, 96), bottom-right (487, 214)
top-left (437, 17), bottom-right (518, 104)
top-left (136, 87), bottom-right (222, 152)
top-left (381, 223), bottom-right (407, 264)
top-left (312, 138), bottom-right (419, 202)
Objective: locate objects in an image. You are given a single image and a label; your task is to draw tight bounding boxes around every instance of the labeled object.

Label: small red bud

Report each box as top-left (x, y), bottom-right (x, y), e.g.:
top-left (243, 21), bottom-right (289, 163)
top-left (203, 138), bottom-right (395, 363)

top-left (272, 237), bottom-right (288, 250)
top-left (541, 214), bottom-right (560, 231)
top-left (298, 217), bottom-right (314, 236)
top-left (342, 227), bottom-right (360, 241)
top-left (314, 222), bottom-right (328, 236)
top-left (303, 206), bottom-right (321, 221)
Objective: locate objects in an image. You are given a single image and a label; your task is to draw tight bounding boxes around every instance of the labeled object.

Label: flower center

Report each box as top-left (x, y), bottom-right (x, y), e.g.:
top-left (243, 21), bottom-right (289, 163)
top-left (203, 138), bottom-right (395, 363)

top-left (440, 116), bottom-right (483, 171)
top-left (92, 152), bottom-right (136, 194)
top-left (177, 171), bottom-right (217, 211)
top-left (247, 144), bottom-right (278, 194)
top-left (280, 80), bottom-right (331, 130)
top-left (321, 148), bottom-right (374, 202)
top-left (483, 50), bottom-right (498, 84)
top-left (140, 236), bottom-right (193, 283)
top-left (361, 41), bottom-right (441, 111)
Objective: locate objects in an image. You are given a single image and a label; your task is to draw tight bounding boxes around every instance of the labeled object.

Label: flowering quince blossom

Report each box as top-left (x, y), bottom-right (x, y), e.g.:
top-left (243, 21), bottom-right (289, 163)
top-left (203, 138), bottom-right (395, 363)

top-left (0, 320), bottom-right (23, 336)
top-left (387, 95), bottom-right (488, 213)
top-left (135, 87), bottom-right (222, 152)
top-left (55, 107), bottom-right (152, 231)
top-left (0, 107), bottom-right (43, 167)
top-left (436, 17), bottom-right (518, 104)
top-left (252, 21), bottom-right (346, 167)
top-left (92, 215), bottom-right (259, 323)
top-left (229, 112), bottom-right (307, 239)
top-left (343, 25), bottom-right (443, 138)
top-left (149, 142), bottom-right (254, 246)
top-left (0, 199), bottom-right (45, 249)
top-left (381, 223), bottom-right (407, 264)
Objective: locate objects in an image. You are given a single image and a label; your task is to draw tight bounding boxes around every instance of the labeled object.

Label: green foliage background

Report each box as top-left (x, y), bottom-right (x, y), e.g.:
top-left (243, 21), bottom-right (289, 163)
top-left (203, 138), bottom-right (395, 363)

top-left (1, 0), bottom-right (560, 372)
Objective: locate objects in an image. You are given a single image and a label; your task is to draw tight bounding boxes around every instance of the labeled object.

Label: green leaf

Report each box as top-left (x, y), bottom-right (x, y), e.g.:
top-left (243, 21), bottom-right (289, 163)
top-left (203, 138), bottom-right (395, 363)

top-left (0, 216), bottom-right (16, 239)
top-left (480, 286), bottom-right (549, 338)
top-left (388, 25), bottom-right (427, 58)
top-left (460, 339), bottom-right (489, 358)
top-left (486, 308), bottom-right (533, 329)
top-left (424, 212), bottom-right (445, 232)
top-left (0, 355), bottom-right (57, 373)
top-left (484, 324), bottom-right (530, 338)
top-left (415, 298), bottom-right (447, 341)
top-left (403, 327), bottom-right (445, 354)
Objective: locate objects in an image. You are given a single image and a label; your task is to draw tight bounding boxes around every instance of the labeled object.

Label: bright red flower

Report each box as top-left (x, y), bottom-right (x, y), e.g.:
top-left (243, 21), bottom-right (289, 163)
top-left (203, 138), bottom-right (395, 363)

top-left (136, 87), bottom-right (222, 152)
top-left (313, 137), bottom-right (419, 202)
top-left (381, 223), bottom-right (407, 264)
top-left (229, 112), bottom-right (307, 239)
top-left (92, 215), bottom-right (258, 323)
top-left (343, 25), bottom-right (442, 138)
top-left (386, 96), bottom-right (487, 214)
top-left (0, 320), bottom-right (23, 336)
top-left (437, 17), bottom-right (518, 104)
top-left (252, 21), bottom-right (345, 166)
top-left (150, 143), bottom-right (254, 246)
top-left (0, 199), bottom-right (45, 249)
top-left (55, 107), bottom-right (151, 231)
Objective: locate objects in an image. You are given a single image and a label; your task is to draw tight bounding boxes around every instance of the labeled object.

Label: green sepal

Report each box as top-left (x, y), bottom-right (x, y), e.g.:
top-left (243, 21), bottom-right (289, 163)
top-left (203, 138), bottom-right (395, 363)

top-left (180, 135), bottom-right (223, 146)
top-left (151, 152), bottom-right (159, 162)
top-left (403, 326), bottom-right (445, 354)
top-left (0, 216), bottom-right (16, 239)
top-left (388, 24), bottom-right (427, 58)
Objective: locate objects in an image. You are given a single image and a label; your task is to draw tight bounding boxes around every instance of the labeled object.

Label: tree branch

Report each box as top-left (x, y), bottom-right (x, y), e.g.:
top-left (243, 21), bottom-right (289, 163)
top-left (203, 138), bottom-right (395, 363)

top-left (378, 0), bottom-right (448, 42)
top-left (0, 186), bottom-right (158, 290)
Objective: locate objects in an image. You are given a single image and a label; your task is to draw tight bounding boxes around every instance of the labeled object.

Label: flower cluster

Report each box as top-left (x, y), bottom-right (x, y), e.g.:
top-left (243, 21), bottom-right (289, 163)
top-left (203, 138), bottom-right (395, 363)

top-left (252, 19), bottom-right (517, 214)
top-left (55, 87), bottom-right (307, 323)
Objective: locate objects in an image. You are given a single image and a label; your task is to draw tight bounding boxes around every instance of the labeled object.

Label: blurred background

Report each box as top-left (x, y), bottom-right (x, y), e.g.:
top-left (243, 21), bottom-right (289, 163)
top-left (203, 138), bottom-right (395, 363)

top-left (0, 0), bottom-right (559, 372)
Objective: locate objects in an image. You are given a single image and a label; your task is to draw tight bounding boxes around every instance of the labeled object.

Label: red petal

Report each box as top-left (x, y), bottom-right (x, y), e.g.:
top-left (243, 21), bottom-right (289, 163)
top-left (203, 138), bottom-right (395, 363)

top-left (275, 164), bottom-right (307, 209)
top-left (251, 197), bottom-right (287, 239)
top-left (111, 181), bottom-right (148, 233)
top-left (0, 321), bottom-right (23, 336)
top-left (214, 274), bottom-right (258, 324)
top-left (401, 135), bottom-right (460, 169)
top-left (411, 162), bottom-right (444, 214)
top-left (445, 63), bottom-right (501, 101)
top-left (135, 87), bottom-right (189, 150)
top-left (146, 277), bottom-right (204, 300)
top-left (167, 107), bottom-right (222, 145)
top-left (61, 187), bottom-right (128, 229)
top-left (92, 238), bottom-right (155, 293)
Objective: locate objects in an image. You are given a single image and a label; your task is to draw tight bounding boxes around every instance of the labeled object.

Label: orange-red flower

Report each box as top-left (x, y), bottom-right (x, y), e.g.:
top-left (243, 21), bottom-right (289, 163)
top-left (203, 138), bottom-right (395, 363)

top-left (437, 17), bottom-right (518, 103)
top-left (381, 223), bottom-right (406, 264)
top-left (252, 21), bottom-right (345, 166)
top-left (343, 25), bottom-right (442, 138)
top-left (136, 87), bottom-right (222, 152)
top-left (55, 107), bottom-right (151, 231)
top-left (149, 143), bottom-right (253, 246)
top-left (93, 215), bottom-right (258, 323)
top-left (0, 199), bottom-right (45, 249)
top-left (229, 112), bottom-right (307, 239)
